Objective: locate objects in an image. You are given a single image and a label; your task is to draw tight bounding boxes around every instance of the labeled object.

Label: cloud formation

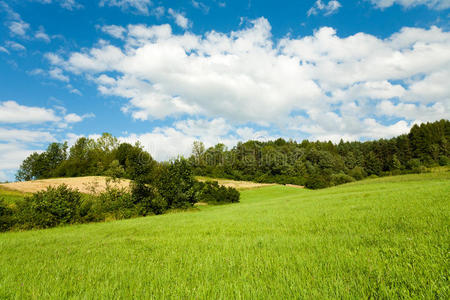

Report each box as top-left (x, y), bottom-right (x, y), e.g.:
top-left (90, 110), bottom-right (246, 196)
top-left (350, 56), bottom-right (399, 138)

top-left (308, 0), bottom-right (342, 16)
top-left (369, 0), bottom-right (450, 10)
top-left (46, 18), bottom-right (449, 143)
top-left (99, 0), bottom-right (153, 15)
top-left (168, 8), bottom-right (191, 29)
top-left (0, 100), bottom-right (94, 180)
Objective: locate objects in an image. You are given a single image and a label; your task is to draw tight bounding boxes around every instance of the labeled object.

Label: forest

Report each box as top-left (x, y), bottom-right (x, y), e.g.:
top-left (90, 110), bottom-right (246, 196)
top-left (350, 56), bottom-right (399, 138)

top-left (190, 119), bottom-right (450, 188)
top-left (16, 119), bottom-right (450, 189)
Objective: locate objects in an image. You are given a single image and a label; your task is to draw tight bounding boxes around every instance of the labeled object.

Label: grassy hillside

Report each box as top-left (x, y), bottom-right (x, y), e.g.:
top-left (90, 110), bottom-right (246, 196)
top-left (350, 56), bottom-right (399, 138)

top-left (0, 187), bottom-right (29, 204)
top-left (0, 172), bottom-right (448, 299)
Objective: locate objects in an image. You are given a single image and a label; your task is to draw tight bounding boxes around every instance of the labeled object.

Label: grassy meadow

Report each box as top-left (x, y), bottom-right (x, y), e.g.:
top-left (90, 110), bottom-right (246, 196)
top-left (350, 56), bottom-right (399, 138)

top-left (0, 171), bottom-right (449, 299)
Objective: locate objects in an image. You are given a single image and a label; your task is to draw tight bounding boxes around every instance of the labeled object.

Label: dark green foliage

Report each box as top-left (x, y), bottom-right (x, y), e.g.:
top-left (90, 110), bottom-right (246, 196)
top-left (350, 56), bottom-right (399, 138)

top-left (305, 174), bottom-right (329, 189)
top-left (14, 120), bottom-right (450, 195)
top-left (196, 181), bottom-right (240, 204)
top-left (17, 185), bottom-right (82, 229)
top-left (157, 158), bottom-right (197, 208)
top-left (131, 181), bottom-right (166, 215)
top-left (331, 173), bottom-right (356, 186)
top-left (191, 120), bottom-right (450, 189)
top-left (0, 198), bottom-right (14, 232)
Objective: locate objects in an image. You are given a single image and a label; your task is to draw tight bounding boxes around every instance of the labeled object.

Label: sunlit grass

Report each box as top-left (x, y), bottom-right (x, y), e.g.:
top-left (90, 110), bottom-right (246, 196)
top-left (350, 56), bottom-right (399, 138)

top-left (0, 171), bottom-right (449, 298)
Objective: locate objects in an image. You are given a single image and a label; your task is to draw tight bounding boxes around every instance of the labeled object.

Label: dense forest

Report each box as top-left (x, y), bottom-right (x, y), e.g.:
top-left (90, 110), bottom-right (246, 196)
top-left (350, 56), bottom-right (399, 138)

top-left (189, 120), bottom-right (450, 188)
top-left (16, 119), bottom-right (450, 190)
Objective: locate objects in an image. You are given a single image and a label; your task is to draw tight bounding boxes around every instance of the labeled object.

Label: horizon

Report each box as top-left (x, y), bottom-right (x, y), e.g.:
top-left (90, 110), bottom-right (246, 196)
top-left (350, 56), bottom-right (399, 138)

top-left (1, 0), bottom-right (450, 181)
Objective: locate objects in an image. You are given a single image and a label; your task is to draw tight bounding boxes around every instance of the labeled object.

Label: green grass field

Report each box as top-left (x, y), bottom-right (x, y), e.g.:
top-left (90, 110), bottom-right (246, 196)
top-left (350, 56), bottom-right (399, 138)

top-left (0, 172), bottom-right (449, 299)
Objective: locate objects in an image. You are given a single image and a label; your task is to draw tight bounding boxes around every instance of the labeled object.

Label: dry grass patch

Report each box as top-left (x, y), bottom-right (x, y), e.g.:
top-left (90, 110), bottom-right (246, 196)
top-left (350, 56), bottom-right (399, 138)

top-left (0, 176), bottom-right (131, 194)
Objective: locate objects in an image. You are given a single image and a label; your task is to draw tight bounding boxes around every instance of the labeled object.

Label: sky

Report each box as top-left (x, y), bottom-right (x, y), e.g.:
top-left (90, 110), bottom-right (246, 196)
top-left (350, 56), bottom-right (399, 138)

top-left (0, 0), bottom-right (449, 181)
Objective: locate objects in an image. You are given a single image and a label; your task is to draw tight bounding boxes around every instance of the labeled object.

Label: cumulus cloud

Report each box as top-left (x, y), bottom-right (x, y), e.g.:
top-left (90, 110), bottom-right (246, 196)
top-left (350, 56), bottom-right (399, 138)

top-left (0, 101), bottom-right (60, 124)
top-left (168, 8), bottom-right (191, 29)
top-left (308, 0), bottom-right (342, 16)
top-left (99, 0), bottom-right (153, 15)
top-left (64, 112), bottom-right (95, 123)
top-left (0, 143), bottom-right (42, 172)
top-left (47, 18), bottom-right (449, 142)
top-left (0, 100), bottom-right (93, 127)
top-left (0, 100), bottom-right (94, 180)
top-left (0, 128), bottom-right (55, 143)
top-left (120, 118), bottom-right (275, 161)
top-left (369, 0), bottom-right (450, 10)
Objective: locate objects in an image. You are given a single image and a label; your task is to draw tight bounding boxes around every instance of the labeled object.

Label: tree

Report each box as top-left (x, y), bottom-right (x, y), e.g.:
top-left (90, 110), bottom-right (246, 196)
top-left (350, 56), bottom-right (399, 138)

top-left (16, 152), bottom-right (41, 181)
top-left (192, 141), bottom-right (206, 165)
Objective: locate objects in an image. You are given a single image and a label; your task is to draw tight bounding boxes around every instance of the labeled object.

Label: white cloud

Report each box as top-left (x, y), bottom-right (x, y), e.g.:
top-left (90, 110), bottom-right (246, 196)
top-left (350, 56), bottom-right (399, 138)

top-left (369, 0), bottom-right (450, 10)
top-left (101, 25), bottom-right (126, 39)
top-left (49, 67), bottom-right (70, 82)
top-left (32, 0), bottom-right (83, 10)
top-left (35, 26), bottom-right (51, 42)
top-left (168, 8), bottom-right (191, 29)
top-left (0, 143), bottom-right (42, 172)
top-left (192, 0), bottom-right (210, 13)
top-left (0, 46), bottom-right (9, 54)
top-left (119, 118), bottom-right (275, 161)
top-left (308, 0), bottom-right (342, 16)
top-left (0, 128), bottom-right (55, 143)
top-left (376, 100), bottom-right (450, 121)
top-left (48, 19), bottom-right (450, 142)
top-left (5, 41), bottom-right (26, 51)
top-left (0, 101), bottom-right (60, 124)
top-left (0, 100), bottom-right (93, 128)
top-left (64, 112), bottom-right (94, 123)
top-left (8, 20), bottom-right (30, 36)
top-left (99, 0), bottom-right (153, 15)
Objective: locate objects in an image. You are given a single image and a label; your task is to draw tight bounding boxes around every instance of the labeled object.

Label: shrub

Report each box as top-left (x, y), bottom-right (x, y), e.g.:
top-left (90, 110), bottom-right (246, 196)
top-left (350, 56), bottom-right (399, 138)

top-left (131, 181), bottom-right (167, 215)
top-left (305, 174), bottom-right (330, 189)
top-left (95, 186), bottom-right (136, 220)
top-left (0, 198), bottom-right (15, 232)
top-left (331, 173), bottom-right (356, 186)
top-left (439, 155), bottom-right (450, 166)
top-left (17, 184), bottom-right (82, 229)
top-left (196, 181), bottom-right (240, 204)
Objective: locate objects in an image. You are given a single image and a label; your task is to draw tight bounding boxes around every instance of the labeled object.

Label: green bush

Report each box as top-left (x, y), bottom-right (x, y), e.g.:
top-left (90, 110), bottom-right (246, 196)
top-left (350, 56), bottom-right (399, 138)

top-left (438, 155), bottom-right (450, 166)
top-left (305, 174), bottom-right (330, 189)
top-left (95, 186), bottom-right (136, 220)
top-left (196, 181), bottom-right (240, 204)
top-left (17, 184), bottom-right (82, 229)
top-left (131, 181), bottom-right (167, 215)
top-left (0, 198), bottom-right (15, 232)
top-left (331, 173), bottom-right (356, 186)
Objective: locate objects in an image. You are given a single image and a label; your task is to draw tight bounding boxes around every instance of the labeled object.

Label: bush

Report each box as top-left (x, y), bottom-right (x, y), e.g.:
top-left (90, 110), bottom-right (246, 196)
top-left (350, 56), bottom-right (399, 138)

top-left (439, 155), bottom-right (450, 166)
top-left (331, 173), bottom-right (356, 186)
top-left (17, 184), bottom-right (82, 229)
top-left (131, 181), bottom-right (167, 215)
top-left (0, 198), bottom-right (15, 232)
top-left (196, 181), bottom-right (240, 204)
top-left (305, 174), bottom-right (330, 189)
top-left (348, 167), bottom-right (366, 181)
top-left (94, 186), bottom-right (136, 220)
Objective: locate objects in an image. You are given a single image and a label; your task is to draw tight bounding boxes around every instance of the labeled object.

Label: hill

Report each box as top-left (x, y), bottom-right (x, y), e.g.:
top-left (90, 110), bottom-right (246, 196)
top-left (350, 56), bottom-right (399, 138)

top-left (0, 171), bottom-right (449, 298)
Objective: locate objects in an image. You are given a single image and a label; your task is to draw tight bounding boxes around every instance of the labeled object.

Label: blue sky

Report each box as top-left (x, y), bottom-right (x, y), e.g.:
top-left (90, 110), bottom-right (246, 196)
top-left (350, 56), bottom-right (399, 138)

top-left (0, 0), bottom-right (449, 181)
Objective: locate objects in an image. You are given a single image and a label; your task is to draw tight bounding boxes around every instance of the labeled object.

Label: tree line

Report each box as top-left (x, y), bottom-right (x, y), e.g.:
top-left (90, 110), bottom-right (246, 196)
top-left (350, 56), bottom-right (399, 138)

top-left (189, 120), bottom-right (450, 189)
top-left (16, 119), bottom-right (449, 190)
top-left (3, 135), bottom-right (240, 232)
